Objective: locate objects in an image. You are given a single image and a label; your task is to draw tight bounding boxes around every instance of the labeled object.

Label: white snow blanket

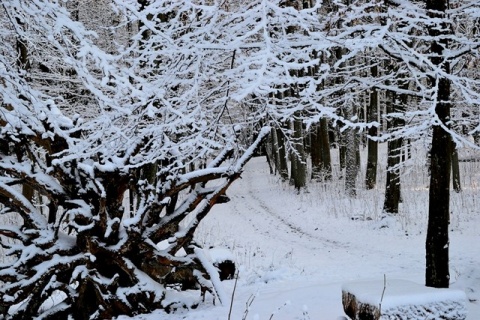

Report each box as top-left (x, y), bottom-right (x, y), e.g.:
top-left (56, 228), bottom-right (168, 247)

top-left (342, 279), bottom-right (467, 319)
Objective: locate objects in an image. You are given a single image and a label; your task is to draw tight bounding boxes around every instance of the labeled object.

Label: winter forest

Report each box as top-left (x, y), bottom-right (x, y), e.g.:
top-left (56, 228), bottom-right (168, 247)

top-left (0, 0), bottom-right (480, 319)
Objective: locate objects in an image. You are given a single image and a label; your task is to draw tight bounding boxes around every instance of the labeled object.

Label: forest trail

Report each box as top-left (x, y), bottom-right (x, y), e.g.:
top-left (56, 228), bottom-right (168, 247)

top-left (229, 160), bottom-right (348, 252)
top-left (191, 156), bottom-right (480, 319)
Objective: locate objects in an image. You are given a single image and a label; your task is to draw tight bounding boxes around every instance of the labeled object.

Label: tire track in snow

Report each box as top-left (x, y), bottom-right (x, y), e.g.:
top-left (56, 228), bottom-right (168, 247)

top-left (229, 194), bottom-right (322, 253)
top-left (247, 189), bottom-right (347, 249)
top-left (231, 165), bottom-right (350, 251)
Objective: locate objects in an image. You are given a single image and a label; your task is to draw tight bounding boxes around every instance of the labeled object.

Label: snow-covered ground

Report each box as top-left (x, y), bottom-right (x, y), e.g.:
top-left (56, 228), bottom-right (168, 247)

top-left (119, 145), bottom-right (480, 320)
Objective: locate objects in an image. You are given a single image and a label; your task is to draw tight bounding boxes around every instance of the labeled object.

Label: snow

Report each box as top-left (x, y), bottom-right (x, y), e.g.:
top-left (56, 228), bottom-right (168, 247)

top-left (1, 1), bottom-right (480, 317)
top-left (342, 279), bottom-right (467, 311)
top-left (343, 280), bottom-right (468, 319)
top-left (117, 149), bottom-right (480, 319)
top-left (208, 247), bottom-right (236, 265)
top-left (194, 247), bottom-right (228, 305)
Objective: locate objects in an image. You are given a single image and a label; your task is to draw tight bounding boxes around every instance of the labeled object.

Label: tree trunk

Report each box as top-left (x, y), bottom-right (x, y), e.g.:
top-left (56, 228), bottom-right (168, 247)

top-left (311, 49), bottom-right (332, 181)
top-left (343, 46), bottom-right (360, 197)
top-left (365, 63), bottom-right (379, 189)
top-left (426, 88), bottom-right (451, 288)
top-left (282, 1), bottom-right (307, 191)
top-left (276, 127), bottom-right (290, 181)
top-left (383, 89), bottom-right (403, 214)
top-left (344, 107), bottom-right (359, 197)
top-left (291, 117), bottom-right (307, 190)
top-left (452, 143), bottom-right (461, 192)
top-left (333, 38), bottom-right (349, 176)
top-left (264, 131), bottom-right (275, 175)
top-left (383, 134), bottom-right (403, 214)
top-left (383, 78), bottom-right (407, 214)
top-left (269, 127), bottom-right (279, 175)
top-left (339, 136), bottom-right (346, 172)
top-left (320, 118), bottom-right (333, 180)
top-left (290, 145), bottom-right (297, 186)
top-left (425, 0), bottom-right (451, 289)
top-left (311, 123), bottom-right (323, 180)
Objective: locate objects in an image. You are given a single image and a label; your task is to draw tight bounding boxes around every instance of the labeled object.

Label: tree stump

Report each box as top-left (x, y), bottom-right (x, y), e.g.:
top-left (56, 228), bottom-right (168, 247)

top-left (342, 279), bottom-right (467, 320)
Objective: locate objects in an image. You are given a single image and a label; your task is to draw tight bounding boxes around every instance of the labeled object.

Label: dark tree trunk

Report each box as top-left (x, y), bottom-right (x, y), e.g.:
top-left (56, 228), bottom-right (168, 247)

top-left (311, 123), bottom-right (323, 180)
top-left (264, 131), bottom-right (275, 175)
top-left (271, 127), bottom-right (280, 175)
top-left (304, 128), bottom-right (311, 155)
top-left (365, 63), bottom-right (379, 189)
top-left (269, 127), bottom-right (278, 175)
top-left (276, 127), bottom-right (290, 181)
top-left (311, 120), bottom-right (331, 181)
top-left (452, 144), bottom-right (461, 192)
top-left (291, 117), bottom-right (307, 190)
top-left (425, 0), bottom-right (451, 289)
top-left (383, 135), bottom-right (403, 214)
top-left (320, 118), bottom-right (332, 181)
top-left (283, 0), bottom-right (307, 191)
top-left (335, 43), bottom-right (347, 174)
top-left (16, 33), bottom-right (30, 71)
top-left (426, 88), bottom-right (451, 288)
top-left (311, 50), bottom-right (332, 181)
top-left (383, 78), bottom-right (407, 214)
top-left (339, 138), bottom-right (346, 171)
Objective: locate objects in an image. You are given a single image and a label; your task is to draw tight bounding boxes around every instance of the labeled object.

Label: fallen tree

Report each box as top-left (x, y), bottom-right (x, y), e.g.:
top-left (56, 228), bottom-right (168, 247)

top-left (0, 112), bottom-right (269, 318)
top-left (0, 0), bottom-right (272, 318)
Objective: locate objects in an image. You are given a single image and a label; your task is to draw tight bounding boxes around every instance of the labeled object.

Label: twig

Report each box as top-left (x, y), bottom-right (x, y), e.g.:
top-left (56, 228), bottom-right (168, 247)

top-left (242, 294), bottom-right (256, 320)
top-left (227, 271), bottom-right (239, 320)
top-left (379, 274), bottom-right (387, 318)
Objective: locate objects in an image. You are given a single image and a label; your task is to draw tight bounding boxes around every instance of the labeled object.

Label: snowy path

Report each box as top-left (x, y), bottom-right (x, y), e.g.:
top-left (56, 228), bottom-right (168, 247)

top-left (139, 157), bottom-right (480, 319)
top-left (230, 175), bottom-right (347, 254)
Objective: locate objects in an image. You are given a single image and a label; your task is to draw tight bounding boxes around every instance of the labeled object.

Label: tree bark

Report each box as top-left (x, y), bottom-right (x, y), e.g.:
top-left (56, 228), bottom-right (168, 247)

top-left (320, 118), bottom-right (333, 180)
top-left (425, 0), bottom-right (451, 289)
top-left (311, 50), bottom-right (332, 181)
top-left (264, 129), bottom-right (275, 175)
top-left (276, 127), bottom-right (290, 181)
top-left (383, 86), bottom-right (406, 214)
top-left (344, 106), bottom-right (359, 197)
top-left (426, 81), bottom-right (451, 288)
top-left (291, 116), bottom-right (307, 190)
top-left (269, 120), bottom-right (278, 175)
top-left (365, 63), bottom-right (379, 189)
top-left (311, 123), bottom-right (323, 180)
top-left (339, 134), bottom-right (346, 171)
top-left (452, 143), bottom-right (461, 192)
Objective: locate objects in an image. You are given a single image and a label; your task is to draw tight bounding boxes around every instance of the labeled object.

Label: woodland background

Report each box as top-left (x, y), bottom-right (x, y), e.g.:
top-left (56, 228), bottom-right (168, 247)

top-left (0, 0), bottom-right (479, 319)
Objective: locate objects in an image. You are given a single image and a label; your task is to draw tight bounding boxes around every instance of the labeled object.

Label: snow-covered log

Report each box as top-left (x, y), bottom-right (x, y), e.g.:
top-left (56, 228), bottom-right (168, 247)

top-left (342, 279), bottom-right (467, 320)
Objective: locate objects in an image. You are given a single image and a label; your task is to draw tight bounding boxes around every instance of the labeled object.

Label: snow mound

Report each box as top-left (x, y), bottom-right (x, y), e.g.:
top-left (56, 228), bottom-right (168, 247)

top-left (208, 247), bottom-right (235, 264)
top-left (342, 279), bottom-right (467, 320)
